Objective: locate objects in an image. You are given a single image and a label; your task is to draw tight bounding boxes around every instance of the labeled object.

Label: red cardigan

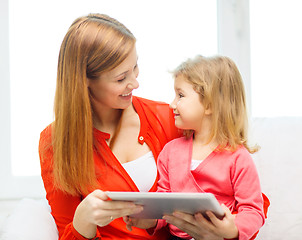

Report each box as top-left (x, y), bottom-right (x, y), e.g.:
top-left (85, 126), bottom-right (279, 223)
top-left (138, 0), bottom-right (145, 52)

top-left (39, 96), bottom-right (180, 240)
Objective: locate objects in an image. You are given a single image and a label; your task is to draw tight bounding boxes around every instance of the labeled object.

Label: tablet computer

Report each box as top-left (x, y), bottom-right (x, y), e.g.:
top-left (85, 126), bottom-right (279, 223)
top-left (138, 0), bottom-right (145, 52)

top-left (106, 191), bottom-right (224, 219)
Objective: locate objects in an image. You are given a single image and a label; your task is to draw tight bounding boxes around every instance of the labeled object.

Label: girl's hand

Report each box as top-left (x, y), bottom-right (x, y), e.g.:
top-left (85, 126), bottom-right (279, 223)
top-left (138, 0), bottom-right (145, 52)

top-left (163, 211), bottom-right (223, 240)
top-left (195, 204), bottom-right (238, 239)
top-left (123, 216), bottom-right (157, 231)
top-left (73, 190), bottom-right (143, 238)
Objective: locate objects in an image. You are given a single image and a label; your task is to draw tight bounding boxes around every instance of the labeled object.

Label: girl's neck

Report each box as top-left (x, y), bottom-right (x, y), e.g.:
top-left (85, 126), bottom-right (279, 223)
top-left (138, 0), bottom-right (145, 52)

top-left (193, 117), bottom-right (213, 145)
top-left (191, 120), bottom-right (218, 161)
top-left (192, 132), bottom-right (218, 161)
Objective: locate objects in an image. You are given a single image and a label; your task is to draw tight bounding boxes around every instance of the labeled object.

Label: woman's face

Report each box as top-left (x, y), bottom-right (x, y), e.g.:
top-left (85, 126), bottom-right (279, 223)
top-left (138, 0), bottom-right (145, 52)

top-left (88, 46), bottom-right (139, 110)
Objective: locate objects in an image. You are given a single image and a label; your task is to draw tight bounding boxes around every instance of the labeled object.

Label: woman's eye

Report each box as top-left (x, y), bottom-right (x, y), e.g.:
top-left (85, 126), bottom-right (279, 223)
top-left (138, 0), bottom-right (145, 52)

top-left (179, 93), bottom-right (184, 98)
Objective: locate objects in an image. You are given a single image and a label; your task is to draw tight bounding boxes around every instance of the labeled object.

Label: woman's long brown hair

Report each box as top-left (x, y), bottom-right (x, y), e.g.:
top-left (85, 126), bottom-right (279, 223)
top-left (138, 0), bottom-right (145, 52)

top-left (50, 14), bottom-right (136, 196)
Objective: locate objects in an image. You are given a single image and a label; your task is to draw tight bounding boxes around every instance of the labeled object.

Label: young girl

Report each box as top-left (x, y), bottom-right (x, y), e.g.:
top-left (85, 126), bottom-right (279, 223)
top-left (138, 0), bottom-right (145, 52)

top-left (124, 55), bottom-right (267, 240)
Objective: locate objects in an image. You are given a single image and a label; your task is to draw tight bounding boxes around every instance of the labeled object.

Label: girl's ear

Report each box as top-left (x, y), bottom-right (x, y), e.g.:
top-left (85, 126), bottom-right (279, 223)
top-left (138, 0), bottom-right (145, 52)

top-left (205, 104), bottom-right (212, 115)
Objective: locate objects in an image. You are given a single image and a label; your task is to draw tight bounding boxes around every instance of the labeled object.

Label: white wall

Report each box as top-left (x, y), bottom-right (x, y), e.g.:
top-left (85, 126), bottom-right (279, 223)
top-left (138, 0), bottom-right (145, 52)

top-left (0, 0), bottom-right (47, 199)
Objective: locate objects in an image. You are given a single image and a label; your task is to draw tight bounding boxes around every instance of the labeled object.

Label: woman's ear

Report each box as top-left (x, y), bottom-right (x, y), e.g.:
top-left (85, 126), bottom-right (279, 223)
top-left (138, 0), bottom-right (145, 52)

top-left (86, 77), bottom-right (91, 88)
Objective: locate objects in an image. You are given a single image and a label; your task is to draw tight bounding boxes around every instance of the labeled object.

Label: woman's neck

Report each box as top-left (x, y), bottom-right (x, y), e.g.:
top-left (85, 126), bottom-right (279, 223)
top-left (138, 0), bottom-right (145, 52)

top-left (92, 106), bottom-right (123, 133)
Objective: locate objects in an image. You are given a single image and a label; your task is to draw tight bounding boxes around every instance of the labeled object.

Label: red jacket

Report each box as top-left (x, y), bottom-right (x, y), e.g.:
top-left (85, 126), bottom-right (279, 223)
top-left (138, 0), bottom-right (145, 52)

top-left (39, 96), bottom-right (180, 240)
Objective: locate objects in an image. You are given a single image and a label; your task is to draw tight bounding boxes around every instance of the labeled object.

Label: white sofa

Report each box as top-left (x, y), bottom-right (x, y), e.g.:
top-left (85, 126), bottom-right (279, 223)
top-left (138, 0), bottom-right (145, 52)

top-left (1, 117), bottom-right (302, 239)
top-left (250, 117), bottom-right (302, 239)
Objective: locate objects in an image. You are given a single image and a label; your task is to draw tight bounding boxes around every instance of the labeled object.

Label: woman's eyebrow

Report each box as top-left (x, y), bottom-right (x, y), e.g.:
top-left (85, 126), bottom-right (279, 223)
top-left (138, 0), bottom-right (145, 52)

top-left (114, 59), bottom-right (138, 78)
top-left (114, 70), bottom-right (129, 78)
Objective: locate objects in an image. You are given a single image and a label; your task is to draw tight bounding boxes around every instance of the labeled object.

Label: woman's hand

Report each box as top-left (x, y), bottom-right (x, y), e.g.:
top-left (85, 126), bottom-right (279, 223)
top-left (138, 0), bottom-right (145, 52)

top-left (123, 216), bottom-right (157, 231)
top-left (73, 190), bottom-right (143, 238)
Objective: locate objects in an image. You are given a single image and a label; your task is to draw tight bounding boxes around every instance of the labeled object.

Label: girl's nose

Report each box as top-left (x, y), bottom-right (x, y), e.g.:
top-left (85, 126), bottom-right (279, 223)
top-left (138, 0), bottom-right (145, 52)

top-left (169, 98), bottom-right (177, 109)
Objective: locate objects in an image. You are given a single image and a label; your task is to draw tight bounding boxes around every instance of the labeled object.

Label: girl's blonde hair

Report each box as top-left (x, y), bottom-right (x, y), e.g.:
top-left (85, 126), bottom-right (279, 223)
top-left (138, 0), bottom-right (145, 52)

top-left (173, 55), bottom-right (258, 154)
top-left (46, 14), bottom-right (136, 196)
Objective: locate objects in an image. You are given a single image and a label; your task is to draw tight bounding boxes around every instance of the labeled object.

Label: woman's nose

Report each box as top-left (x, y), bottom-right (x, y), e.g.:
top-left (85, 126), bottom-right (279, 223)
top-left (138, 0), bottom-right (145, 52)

top-left (128, 72), bottom-right (139, 90)
top-left (129, 77), bottom-right (139, 90)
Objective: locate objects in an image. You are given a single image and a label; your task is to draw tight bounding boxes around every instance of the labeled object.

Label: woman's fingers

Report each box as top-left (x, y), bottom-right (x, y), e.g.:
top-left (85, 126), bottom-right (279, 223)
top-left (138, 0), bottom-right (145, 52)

top-left (80, 190), bottom-right (143, 227)
top-left (108, 204), bottom-right (143, 220)
top-left (93, 189), bottom-right (109, 200)
top-left (93, 190), bottom-right (143, 214)
top-left (123, 216), bottom-right (134, 231)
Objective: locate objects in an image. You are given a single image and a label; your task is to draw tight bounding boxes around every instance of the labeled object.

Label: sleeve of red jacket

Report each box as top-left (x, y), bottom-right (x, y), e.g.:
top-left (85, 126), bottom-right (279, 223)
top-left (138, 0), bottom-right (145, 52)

top-left (39, 126), bottom-right (102, 240)
top-left (231, 150), bottom-right (266, 240)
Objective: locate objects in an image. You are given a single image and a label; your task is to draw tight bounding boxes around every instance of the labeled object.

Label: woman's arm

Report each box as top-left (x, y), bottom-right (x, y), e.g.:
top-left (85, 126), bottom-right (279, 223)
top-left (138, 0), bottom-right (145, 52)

top-left (39, 128), bottom-right (143, 239)
top-left (41, 165), bottom-right (143, 240)
top-left (72, 190), bottom-right (143, 238)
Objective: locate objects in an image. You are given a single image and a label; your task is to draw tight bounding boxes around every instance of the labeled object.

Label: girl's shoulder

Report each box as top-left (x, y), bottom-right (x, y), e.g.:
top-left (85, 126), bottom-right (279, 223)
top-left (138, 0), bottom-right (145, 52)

top-left (218, 144), bottom-right (250, 156)
top-left (163, 136), bottom-right (191, 151)
top-left (217, 145), bottom-right (254, 166)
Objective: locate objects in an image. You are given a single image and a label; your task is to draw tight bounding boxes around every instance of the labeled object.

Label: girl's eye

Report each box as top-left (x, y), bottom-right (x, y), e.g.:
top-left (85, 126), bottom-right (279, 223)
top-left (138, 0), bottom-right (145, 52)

top-left (179, 93), bottom-right (184, 98)
top-left (117, 77), bottom-right (126, 82)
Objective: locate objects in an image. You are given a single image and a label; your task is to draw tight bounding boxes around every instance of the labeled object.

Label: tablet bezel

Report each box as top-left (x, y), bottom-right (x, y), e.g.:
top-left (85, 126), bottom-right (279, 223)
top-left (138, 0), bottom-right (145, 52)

top-left (106, 191), bottom-right (224, 219)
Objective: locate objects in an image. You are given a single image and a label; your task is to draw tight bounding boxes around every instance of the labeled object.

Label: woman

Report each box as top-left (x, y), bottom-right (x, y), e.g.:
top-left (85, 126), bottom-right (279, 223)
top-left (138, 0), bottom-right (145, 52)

top-left (39, 13), bottom-right (224, 240)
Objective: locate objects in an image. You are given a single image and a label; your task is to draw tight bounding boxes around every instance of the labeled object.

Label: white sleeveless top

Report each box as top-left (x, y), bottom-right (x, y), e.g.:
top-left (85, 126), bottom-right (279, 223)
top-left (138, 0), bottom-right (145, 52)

top-left (191, 159), bottom-right (203, 170)
top-left (122, 151), bottom-right (157, 192)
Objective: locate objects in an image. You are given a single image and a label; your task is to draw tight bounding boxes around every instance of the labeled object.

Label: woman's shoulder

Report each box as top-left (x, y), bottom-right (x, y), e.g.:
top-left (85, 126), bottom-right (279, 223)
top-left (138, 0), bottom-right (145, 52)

top-left (133, 96), bottom-right (169, 108)
top-left (39, 124), bottom-right (53, 159)
top-left (133, 96), bottom-right (181, 141)
top-left (40, 124), bottom-right (52, 143)
top-left (40, 124), bottom-right (52, 136)
top-left (133, 96), bottom-right (172, 123)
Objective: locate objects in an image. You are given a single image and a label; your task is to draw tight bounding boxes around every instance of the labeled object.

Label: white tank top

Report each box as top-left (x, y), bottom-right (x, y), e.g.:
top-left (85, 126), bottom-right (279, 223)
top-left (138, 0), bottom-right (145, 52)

top-left (122, 151), bottom-right (157, 192)
top-left (191, 159), bottom-right (203, 170)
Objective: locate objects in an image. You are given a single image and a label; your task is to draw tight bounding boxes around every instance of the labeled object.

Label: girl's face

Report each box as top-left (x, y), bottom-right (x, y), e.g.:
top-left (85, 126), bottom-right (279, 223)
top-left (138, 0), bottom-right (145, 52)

top-left (88, 46), bottom-right (139, 110)
top-left (170, 75), bottom-right (207, 130)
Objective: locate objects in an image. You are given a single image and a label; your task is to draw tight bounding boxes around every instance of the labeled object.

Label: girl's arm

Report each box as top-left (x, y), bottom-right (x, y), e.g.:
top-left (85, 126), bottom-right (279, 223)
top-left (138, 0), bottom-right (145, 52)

top-left (230, 150), bottom-right (266, 240)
